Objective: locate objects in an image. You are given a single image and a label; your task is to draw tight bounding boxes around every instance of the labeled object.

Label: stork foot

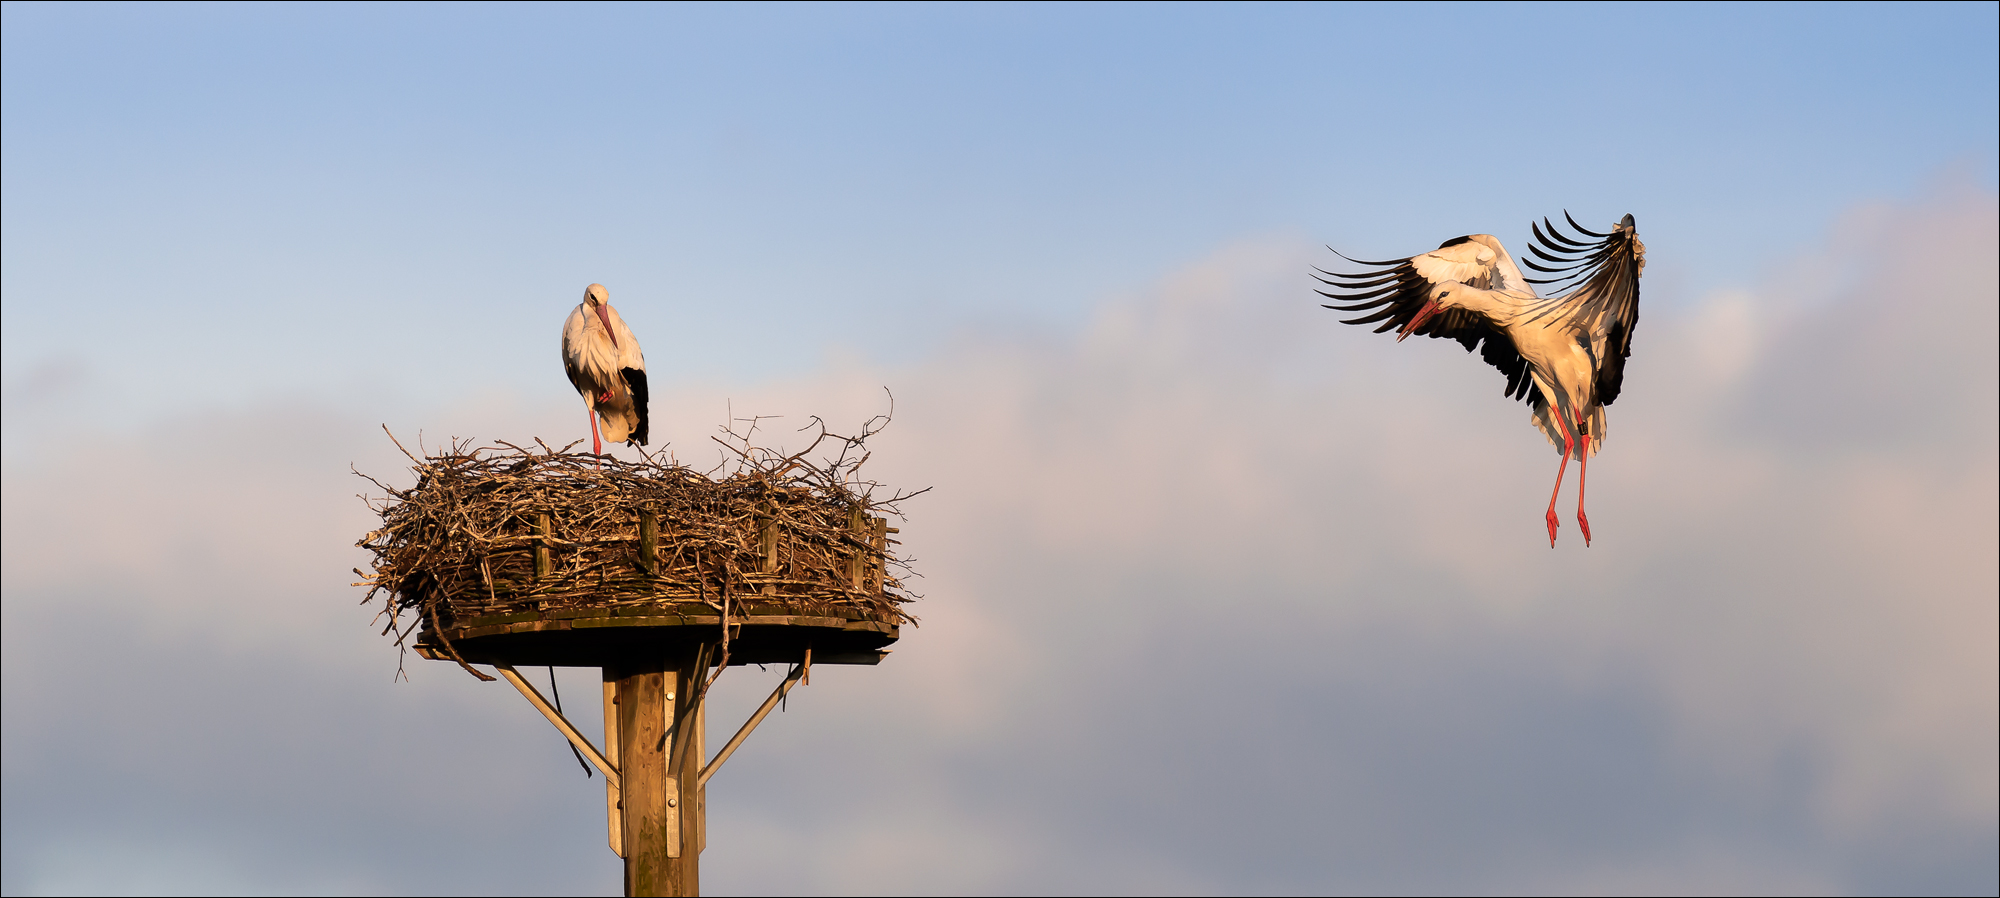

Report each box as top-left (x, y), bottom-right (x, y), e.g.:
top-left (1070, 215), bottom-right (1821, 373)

top-left (1545, 508), bottom-right (1561, 547)
top-left (1578, 511), bottom-right (1592, 547)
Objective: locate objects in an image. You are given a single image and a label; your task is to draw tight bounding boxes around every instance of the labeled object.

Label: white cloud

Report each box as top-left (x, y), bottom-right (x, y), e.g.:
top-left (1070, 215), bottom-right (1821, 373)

top-left (4, 189), bottom-right (1994, 894)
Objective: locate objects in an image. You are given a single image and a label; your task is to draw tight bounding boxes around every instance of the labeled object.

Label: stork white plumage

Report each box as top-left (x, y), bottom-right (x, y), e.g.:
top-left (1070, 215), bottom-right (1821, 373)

top-left (561, 283), bottom-right (650, 458)
top-left (1316, 213), bottom-right (1645, 547)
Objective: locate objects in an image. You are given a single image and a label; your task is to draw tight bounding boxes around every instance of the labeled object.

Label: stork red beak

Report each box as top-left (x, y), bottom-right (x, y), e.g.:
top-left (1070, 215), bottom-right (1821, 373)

top-left (1397, 299), bottom-right (1441, 342)
top-left (595, 305), bottom-right (618, 348)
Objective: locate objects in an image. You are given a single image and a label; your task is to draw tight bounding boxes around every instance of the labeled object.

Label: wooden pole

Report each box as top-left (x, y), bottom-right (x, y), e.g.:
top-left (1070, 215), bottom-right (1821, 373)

top-left (614, 658), bottom-right (675, 896)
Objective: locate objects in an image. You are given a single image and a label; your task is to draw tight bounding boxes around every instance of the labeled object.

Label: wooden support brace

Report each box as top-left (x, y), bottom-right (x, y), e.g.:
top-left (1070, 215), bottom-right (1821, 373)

top-left (493, 665), bottom-right (620, 788)
top-left (699, 660), bottom-right (806, 787)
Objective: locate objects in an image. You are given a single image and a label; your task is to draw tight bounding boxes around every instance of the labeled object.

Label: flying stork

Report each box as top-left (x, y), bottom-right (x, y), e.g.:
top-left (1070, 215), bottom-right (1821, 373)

top-left (561, 283), bottom-right (650, 458)
top-left (1315, 213), bottom-right (1645, 547)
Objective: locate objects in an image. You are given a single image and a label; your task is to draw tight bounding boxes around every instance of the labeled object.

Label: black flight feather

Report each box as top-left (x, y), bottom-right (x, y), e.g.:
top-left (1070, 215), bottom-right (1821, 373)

top-left (622, 368), bottom-right (650, 445)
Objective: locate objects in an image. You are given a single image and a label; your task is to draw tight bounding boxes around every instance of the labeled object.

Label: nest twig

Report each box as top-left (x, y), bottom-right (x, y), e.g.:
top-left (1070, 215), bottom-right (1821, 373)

top-left (353, 403), bottom-right (924, 674)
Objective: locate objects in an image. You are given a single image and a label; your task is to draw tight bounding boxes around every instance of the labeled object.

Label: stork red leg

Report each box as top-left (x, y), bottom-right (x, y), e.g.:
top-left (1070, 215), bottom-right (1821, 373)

top-left (1544, 416), bottom-right (1575, 548)
top-left (589, 408), bottom-right (603, 458)
top-left (1575, 409), bottom-right (1593, 547)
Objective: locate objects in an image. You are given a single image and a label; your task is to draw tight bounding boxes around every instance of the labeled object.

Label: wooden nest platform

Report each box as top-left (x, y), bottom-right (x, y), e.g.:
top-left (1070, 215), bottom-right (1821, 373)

top-left (354, 427), bottom-right (922, 678)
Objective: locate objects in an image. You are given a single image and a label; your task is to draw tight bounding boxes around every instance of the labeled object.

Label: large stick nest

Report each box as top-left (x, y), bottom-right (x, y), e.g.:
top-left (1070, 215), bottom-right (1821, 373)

top-left (353, 409), bottom-right (924, 669)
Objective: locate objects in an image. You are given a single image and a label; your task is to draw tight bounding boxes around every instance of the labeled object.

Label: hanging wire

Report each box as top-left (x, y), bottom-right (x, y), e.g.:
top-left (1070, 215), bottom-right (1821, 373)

top-left (549, 666), bottom-right (592, 777)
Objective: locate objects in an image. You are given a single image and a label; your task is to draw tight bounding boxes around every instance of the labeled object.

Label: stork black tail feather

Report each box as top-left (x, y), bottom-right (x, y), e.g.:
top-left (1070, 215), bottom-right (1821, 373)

top-left (623, 368), bottom-right (650, 445)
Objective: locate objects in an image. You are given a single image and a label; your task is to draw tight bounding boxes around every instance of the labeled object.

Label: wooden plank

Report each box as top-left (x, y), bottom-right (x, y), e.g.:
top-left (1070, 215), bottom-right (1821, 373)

top-left (734, 616), bottom-right (847, 629)
top-left (847, 504), bottom-right (865, 589)
top-left (453, 604), bottom-right (888, 627)
top-left (548, 607), bottom-right (618, 621)
top-left (638, 511), bottom-right (659, 576)
top-left (534, 513), bottom-right (552, 581)
top-left (442, 613), bottom-right (894, 639)
top-left (458, 619), bottom-right (572, 639)
top-left (456, 603), bottom-right (874, 624)
top-left (871, 516), bottom-right (888, 594)
top-left (452, 610), bottom-right (546, 627)
top-left (625, 604), bottom-right (730, 618)
top-left (812, 650), bottom-right (888, 665)
top-left (761, 514), bottom-right (778, 573)
top-left (666, 645), bottom-right (710, 893)
top-left (573, 615), bottom-right (719, 630)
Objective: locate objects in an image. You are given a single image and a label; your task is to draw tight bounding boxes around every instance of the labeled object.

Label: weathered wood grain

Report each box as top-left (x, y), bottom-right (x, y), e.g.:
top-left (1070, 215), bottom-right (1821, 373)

top-left (615, 661), bottom-right (672, 895)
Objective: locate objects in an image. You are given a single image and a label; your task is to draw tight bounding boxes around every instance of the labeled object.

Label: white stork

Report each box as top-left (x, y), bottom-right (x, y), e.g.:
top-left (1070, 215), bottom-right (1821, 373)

top-left (561, 283), bottom-right (649, 457)
top-left (1316, 213), bottom-right (1645, 547)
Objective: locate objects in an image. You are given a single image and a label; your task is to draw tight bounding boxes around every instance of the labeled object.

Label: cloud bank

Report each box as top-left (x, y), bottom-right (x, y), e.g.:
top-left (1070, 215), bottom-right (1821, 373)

top-left (4, 187), bottom-right (1994, 895)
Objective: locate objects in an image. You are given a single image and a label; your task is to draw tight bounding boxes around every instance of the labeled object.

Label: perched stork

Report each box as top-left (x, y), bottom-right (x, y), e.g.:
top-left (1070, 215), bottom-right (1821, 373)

top-left (1316, 213), bottom-right (1644, 547)
top-left (561, 283), bottom-right (649, 457)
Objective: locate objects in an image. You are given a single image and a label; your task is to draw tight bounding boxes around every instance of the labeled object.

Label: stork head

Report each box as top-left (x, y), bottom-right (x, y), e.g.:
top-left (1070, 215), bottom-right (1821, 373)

top-left (582, 283), bottom-right (618, 347)
top-left (1397, 286), bottom-right (1448, 342)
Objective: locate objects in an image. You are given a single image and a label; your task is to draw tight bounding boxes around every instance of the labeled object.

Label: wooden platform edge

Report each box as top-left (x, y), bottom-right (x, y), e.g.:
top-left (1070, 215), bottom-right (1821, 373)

top-left (412, 644), bottom-right (891, 666)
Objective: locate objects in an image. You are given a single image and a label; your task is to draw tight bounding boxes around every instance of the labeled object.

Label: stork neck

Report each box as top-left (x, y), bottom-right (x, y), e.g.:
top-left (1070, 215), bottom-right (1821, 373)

top-left (1436, 283), bottom-right (1523, 320)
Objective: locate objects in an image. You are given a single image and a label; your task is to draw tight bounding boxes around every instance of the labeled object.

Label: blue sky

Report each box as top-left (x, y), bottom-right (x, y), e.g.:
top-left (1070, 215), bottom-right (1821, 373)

top-left (4, 4), bottom-right (1994, 415)
top-left (3, 4), bottom-right (1996, 896)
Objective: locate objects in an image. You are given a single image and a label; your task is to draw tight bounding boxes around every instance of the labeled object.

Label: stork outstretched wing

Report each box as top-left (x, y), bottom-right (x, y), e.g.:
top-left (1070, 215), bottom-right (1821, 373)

top-left (1315, 238), bottom-right (1539, 405)
top-left (1521, 213), bottom-right (1645, 405)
